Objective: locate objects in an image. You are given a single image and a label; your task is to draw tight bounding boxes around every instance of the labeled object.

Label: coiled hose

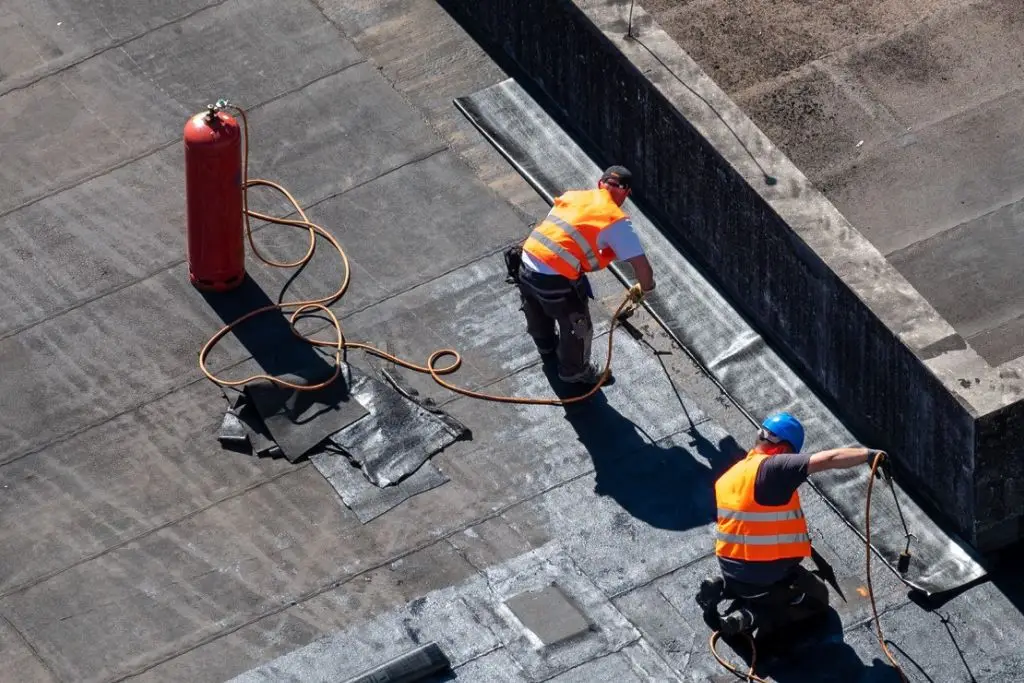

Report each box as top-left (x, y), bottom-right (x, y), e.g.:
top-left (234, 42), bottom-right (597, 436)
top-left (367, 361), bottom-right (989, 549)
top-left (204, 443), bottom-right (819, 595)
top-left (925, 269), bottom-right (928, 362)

top-left (198, 104), bottom-right (635, 405)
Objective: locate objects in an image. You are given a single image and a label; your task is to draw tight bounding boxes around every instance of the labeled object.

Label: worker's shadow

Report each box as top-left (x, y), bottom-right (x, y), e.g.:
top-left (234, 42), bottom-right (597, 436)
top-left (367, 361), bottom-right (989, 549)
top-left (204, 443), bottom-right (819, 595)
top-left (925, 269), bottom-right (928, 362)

top-left (200, 274), bottom-right (345, 393)
top-left (716, 612), bottom-right (900, 682)
top-left (540, 360), bottom-right (744, 532)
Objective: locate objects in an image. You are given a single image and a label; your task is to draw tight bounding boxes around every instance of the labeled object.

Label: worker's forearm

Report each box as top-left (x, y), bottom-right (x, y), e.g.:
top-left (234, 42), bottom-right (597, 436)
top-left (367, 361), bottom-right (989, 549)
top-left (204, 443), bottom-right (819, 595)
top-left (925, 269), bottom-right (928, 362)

top-left (807, 447), bottom-right (873, 473)
top-left (625, 255), bottom-right (656, 291)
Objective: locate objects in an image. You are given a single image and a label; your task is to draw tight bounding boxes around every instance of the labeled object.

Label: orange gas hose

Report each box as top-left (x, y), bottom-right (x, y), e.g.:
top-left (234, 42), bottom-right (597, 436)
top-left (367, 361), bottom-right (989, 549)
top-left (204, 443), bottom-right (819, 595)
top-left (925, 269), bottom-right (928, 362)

top-left (198, 104), bottom-right (634, 404)
top-left (866, 451), bottom-right (910, 682)
top-left (710, 631), bottom-right (770, 683)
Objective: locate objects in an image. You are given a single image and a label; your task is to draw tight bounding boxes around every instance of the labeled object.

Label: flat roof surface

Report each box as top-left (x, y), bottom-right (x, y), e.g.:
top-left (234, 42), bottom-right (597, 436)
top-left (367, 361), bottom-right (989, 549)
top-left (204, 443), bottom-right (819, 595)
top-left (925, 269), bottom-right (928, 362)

top-left (643, 0), bottom-right (1024, 367)
top-left (1, 1), bottom-right (1023, 682)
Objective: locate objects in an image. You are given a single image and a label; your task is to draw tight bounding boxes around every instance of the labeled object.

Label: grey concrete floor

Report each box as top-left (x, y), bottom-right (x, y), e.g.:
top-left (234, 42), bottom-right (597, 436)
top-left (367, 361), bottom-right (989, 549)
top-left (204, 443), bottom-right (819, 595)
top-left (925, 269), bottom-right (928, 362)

top-left (643, 0), bottom-right (1024, 366)
top-left (2, 1), bottom-right (1024, 682)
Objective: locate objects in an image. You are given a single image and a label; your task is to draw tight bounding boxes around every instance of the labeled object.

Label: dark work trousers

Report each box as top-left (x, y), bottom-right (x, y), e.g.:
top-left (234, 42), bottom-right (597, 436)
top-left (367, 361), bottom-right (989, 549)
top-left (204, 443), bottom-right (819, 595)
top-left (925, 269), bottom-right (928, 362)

top-left (517, 265), bottom-right (593, 379)
top-left (725, 565), bottom-right (830, 637)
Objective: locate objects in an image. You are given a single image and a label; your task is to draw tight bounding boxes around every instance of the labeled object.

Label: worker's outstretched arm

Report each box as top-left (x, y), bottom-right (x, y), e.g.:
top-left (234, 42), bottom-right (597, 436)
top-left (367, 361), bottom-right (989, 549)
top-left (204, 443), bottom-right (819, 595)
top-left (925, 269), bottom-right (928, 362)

top-left (807, 447), bottom-right (878, 474)
top-left (624, 254), bottom-right (656, 292)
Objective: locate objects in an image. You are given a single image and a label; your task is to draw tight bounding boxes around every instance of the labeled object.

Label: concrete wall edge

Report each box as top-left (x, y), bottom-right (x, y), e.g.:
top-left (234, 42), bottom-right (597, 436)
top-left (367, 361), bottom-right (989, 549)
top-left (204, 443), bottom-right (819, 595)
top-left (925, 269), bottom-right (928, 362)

top-left (575, 0), bottom-right (1022, 418)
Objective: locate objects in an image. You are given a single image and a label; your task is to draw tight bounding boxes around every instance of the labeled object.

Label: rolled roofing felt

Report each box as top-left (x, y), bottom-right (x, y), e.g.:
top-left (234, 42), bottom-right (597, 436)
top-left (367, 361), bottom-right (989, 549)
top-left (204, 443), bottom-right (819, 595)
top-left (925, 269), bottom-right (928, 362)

top-left (342, 642), bottom-right (450, 683)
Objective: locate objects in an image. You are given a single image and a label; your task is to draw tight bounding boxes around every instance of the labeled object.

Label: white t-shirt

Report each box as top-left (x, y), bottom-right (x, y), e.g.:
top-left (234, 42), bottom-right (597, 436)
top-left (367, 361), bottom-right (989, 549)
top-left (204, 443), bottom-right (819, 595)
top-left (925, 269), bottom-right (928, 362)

top-left (521, 217), bottom-right (645, 274)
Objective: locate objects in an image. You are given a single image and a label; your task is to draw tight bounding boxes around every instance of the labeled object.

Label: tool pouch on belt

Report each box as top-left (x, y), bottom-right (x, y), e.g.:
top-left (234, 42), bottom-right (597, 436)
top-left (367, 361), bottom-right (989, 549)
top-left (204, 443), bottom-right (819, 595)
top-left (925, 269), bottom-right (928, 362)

top-left (504, 245), bottom-right (523, 284)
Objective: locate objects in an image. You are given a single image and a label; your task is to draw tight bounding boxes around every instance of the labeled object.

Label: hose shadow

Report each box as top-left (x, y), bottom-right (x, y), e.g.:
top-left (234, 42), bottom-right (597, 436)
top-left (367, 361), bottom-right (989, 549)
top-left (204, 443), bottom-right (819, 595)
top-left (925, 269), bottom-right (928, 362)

top-left (201, 275), bottom-right (359, 452)
top-left (201, 274), bottom-right (339, 384)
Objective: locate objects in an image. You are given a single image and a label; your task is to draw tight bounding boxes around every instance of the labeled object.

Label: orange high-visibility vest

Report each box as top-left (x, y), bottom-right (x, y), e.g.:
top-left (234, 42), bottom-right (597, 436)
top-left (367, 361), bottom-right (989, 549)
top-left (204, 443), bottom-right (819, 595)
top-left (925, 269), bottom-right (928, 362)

top-left (522, 189), bottom-right (627, 280)
top-left (714, 450), bottom-right (811, 562)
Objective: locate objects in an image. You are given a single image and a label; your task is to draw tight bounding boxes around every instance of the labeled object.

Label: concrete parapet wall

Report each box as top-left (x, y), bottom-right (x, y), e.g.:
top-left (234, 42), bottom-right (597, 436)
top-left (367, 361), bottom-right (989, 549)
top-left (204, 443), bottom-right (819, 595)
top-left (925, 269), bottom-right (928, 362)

top-left (440, 0), bottom-right (1024, 550)
top-left (976, 404), bottom-right (1024, 548)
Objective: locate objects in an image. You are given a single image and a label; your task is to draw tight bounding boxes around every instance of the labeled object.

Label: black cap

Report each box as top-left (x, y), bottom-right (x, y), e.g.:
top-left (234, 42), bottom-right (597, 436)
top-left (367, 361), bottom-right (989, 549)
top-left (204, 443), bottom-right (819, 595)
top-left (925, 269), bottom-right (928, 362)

top-left (600, 165), bottom-right (633, 189)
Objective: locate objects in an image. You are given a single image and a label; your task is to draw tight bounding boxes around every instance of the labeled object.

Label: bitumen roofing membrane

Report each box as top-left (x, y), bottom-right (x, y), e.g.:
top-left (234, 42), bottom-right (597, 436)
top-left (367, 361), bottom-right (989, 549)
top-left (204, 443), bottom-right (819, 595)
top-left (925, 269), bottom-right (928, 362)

top-left (2, 1), bottom-right (1024, 682)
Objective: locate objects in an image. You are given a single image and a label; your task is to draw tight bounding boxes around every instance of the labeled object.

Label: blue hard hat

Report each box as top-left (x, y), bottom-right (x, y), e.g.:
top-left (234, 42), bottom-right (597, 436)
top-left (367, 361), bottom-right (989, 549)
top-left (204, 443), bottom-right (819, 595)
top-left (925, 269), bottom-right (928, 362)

top-left (760, 412), bottom-right (804, 453)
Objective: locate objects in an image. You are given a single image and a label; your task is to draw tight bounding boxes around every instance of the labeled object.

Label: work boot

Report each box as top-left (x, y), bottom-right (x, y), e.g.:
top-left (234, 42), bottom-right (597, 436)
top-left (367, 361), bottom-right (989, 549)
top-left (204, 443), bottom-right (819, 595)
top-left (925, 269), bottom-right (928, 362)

top-left (695, 577), bottom-right (725, 614)
top-left (718, 608), bottom-right (754, 636)
top-left (558, 362), bottom-right (605, 385)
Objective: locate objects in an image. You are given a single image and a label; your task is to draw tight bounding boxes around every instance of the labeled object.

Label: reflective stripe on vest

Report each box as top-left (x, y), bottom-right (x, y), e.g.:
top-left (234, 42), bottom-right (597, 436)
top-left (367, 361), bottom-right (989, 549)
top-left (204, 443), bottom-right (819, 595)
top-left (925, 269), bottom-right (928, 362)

top-left (544, 215), bottom-right (601, 271)
top-left (714, 450), bottom-right (811, 562)
top-left (521, 189), bottom-right (624, 278)
top-left (717, 508), bottom-right (805, 522)
top-left (527, 230), bottom-right (582, 273)
top-left (716, 531), bottom-right (811, 545)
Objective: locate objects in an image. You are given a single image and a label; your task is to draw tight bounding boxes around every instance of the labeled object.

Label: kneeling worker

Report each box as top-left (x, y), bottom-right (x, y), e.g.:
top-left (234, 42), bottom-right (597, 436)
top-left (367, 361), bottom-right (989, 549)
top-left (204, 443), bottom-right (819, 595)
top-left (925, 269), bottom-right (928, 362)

top-left (516, 166), bottom-right (656, 384)
top-left (696, 412), bottom-right (890, 638)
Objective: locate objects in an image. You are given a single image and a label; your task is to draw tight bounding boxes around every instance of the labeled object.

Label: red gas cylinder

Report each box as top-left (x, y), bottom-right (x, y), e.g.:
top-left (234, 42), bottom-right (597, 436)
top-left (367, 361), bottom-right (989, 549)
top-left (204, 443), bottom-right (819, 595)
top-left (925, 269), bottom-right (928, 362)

top-left (183, 105), bottom-right (244, 291)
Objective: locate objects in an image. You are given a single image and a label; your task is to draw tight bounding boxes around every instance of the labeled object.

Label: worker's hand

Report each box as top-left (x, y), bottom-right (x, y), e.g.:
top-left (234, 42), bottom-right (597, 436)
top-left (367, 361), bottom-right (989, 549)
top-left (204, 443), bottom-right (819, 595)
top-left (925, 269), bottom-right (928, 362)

top-left (627, 282), bottom-right (645, 304)
top-left (868, 449), bottom-right (892, 482)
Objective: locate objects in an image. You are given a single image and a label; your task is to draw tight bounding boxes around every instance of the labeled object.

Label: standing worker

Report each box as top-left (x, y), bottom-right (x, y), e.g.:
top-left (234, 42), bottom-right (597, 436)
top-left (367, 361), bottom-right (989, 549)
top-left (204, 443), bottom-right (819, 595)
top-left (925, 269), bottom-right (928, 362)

top-left (512, 166), bottom-right (656, 385)
top-left (695, 412), bottom-right (891, 638)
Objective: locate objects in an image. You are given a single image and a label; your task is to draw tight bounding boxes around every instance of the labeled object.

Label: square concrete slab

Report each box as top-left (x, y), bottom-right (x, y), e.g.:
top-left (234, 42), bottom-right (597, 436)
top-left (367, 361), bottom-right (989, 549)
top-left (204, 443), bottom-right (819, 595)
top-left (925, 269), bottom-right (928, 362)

top-left (735, 67), bottom-right (898, 179)
top-left (464, 543), bottom-right (639, 680)
top-left (889, 195), bottom-right (1024, 366)
top-left (822, 87), bottom-right (1024, 256)
top-left (504, 584), bottom-right (592, 646)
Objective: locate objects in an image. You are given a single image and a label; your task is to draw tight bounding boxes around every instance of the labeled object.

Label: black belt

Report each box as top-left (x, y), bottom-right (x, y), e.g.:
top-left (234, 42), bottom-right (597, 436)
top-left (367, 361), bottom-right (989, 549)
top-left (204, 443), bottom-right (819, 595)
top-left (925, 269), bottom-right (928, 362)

top-left (518, 265), bottom-right (577, 297)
